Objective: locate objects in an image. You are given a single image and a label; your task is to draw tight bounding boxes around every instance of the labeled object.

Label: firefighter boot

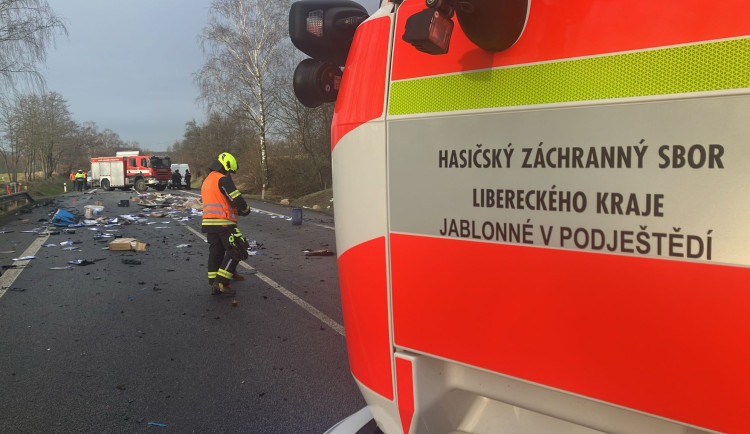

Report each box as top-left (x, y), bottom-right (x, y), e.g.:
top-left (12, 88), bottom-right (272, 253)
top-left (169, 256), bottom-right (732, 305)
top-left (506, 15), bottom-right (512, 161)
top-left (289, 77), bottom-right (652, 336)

top-left (211, 281), bottom-right (235, 296)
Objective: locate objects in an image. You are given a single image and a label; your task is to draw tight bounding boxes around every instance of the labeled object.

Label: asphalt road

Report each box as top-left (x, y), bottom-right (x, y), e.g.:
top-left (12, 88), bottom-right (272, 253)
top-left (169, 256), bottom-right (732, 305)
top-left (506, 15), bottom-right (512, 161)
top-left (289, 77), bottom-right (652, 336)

top-left (0, 188), bottom-right (364, 433)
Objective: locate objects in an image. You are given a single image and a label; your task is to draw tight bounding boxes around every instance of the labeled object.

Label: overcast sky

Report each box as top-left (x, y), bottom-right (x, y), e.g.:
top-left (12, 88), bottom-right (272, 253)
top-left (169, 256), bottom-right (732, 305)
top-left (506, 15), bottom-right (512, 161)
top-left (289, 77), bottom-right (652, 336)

top-left (44, 0), bottom-right (211, 152)
top-left (43, 0), bottom-right (379, 152)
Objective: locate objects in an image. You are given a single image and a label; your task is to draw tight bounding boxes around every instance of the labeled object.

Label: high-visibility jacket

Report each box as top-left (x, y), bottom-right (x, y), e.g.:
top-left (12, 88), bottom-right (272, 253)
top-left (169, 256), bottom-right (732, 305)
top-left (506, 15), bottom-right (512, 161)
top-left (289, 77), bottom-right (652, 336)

top-left (74, 172), bottom-right (85, 180)
top-left (201, 171), bottom-right (238, 226)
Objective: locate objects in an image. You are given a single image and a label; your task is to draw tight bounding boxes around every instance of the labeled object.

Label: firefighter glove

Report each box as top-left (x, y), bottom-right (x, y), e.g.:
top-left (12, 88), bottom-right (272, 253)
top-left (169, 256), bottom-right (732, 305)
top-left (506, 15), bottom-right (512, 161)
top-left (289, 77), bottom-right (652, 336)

top-left (228, 228), bottom-right (250, 260)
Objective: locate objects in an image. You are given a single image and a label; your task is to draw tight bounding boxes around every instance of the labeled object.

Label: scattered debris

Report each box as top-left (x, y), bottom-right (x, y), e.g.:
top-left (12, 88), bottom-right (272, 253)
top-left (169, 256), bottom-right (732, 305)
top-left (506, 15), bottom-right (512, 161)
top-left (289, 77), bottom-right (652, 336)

top-left (51, 208), bottom-right (79, 227)
top-left (147, 422), bottom-right (167, 427)
top-left (67, 259), bottom-right (104, 266)
top-left (2, 264), bottom-right (29, 269)
top-left (12, 256), bottom-right (36, 261)
top-left (303, 249), bottom-right (334, 257)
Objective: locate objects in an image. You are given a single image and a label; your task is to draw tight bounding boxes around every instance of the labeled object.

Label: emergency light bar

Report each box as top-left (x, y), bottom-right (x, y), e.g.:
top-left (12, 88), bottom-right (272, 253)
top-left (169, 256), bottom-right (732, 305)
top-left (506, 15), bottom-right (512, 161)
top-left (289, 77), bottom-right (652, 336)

top-left (289, 0), bottom-right (369, 107)
top-left (289, 0), bottom-right (369, 67)
top-left (293, 58), bottom-right (343, 108)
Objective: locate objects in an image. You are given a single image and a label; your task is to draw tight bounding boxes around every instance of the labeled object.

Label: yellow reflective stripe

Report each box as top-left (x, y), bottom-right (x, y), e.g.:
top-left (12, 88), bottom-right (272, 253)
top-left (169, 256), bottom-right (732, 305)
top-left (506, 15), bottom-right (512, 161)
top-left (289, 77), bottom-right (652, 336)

top-left (217, 269), bottom-right (232, 279)
top-left (389, 37), bottom-right (750, 115)
top-left (207, 271), bottom-right (217, 279)
top-left (229, 190), bottom-right (241, 199)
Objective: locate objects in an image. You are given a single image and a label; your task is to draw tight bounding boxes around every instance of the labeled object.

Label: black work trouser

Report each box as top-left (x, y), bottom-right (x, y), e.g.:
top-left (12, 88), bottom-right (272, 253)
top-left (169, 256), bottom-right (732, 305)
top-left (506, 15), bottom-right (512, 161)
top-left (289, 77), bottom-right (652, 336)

top-left (206, 227), bottom-right (239, 285)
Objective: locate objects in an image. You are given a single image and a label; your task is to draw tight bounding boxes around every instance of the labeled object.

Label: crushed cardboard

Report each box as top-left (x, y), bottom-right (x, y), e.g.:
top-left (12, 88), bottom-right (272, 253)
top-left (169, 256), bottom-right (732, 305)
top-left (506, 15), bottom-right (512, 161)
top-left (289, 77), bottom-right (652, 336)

top-left (109, 237), bottom-right (146, 252)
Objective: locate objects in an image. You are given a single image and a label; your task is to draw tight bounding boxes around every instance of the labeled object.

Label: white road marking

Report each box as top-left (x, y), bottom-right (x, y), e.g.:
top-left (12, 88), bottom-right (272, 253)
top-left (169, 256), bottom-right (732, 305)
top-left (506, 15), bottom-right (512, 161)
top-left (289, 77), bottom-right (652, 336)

top-left (180, 222), bottom-right (345, 337)
top-left (0, 234), bottom-right (49, 299)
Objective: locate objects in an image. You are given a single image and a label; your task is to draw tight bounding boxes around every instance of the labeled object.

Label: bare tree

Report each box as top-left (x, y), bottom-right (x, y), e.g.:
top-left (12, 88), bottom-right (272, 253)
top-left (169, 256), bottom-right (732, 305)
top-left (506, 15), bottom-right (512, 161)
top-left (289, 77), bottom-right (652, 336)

top-left (2, 92), bottom-right (74, 180)
top-left (36, 92), bottom-right (75, 177)
top-left (172, 113), bottom-right (258, 182)
top-left (275, 46), bottom-right (333, 191)
top-left (0, 97), bottom-right (23, 183)
top-left (0, 0), bottom-right (67, 91)
top-left (196, 0), bottom-right (289, 188)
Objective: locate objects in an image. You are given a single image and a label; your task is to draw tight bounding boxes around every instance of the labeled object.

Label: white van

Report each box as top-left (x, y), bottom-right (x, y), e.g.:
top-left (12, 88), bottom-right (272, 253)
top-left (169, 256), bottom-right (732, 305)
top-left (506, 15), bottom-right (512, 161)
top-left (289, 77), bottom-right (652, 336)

top-left (169, 164), bottom-right (191, 189)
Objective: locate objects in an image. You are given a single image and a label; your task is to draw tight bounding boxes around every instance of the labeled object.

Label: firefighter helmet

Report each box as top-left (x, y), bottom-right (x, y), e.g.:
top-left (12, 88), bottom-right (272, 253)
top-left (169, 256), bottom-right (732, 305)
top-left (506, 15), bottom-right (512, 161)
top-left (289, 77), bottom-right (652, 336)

top-left (218, 152), bottom-right (237, 173)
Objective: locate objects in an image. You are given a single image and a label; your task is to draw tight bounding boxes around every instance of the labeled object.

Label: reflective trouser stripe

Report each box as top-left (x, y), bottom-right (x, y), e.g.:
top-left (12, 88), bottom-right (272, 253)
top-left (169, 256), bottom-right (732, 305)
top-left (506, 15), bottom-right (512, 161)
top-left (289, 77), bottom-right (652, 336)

top-left (217, 268), bottom-right (233, 280)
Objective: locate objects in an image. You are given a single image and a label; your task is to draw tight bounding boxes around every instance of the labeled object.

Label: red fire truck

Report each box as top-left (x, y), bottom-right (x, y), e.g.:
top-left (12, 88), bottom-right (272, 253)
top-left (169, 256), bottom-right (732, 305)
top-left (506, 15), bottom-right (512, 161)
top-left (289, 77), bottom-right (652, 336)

top-left (90, 151), bottom-right (171, 192)
top-left (291, 0), bottom-right (750, 433)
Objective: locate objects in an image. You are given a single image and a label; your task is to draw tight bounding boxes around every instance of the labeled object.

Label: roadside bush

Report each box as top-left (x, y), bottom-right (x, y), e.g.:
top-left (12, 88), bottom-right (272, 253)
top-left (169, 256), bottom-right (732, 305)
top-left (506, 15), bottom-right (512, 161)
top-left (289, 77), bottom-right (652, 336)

top-left (267, 155), bottom-right (327, 198)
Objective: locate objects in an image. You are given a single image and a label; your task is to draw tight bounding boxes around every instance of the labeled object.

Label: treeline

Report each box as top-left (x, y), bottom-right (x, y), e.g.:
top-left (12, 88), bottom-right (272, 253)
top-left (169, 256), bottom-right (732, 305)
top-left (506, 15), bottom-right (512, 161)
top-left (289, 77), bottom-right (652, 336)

top-left (169, 104), bottom-right (333, 197)
top-left (0, 92), bottom-right (142, 183)
top-left (0, 88), bottom-right (334, 198)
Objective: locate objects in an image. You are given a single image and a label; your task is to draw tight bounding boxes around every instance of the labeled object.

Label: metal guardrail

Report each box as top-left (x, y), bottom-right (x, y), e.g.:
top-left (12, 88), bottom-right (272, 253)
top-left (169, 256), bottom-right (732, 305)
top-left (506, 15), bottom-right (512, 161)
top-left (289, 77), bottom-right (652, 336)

top-left (0, 191), bottom-right (35, 211)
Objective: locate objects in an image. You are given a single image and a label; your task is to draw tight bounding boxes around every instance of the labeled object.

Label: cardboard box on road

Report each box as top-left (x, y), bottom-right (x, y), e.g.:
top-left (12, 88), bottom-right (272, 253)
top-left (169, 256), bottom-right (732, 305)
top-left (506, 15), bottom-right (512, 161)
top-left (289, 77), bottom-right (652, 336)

top-left (108, 238), bottom-right (146, 252)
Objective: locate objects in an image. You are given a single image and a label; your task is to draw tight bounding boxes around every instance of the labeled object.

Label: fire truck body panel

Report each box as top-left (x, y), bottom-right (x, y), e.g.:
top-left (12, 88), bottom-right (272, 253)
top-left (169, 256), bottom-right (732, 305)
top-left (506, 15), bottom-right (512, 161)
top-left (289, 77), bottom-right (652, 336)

top-left (322, 0), bottom-right (750, 433)
top-left (90, 154), bottom-right (171, 192)
top-left (89, 157), bottom-right (127, 189)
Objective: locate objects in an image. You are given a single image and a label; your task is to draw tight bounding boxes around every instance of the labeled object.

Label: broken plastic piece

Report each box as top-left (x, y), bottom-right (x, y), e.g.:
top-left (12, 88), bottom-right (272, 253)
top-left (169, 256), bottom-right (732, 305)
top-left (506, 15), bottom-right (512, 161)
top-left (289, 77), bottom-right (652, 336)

top-left (68, 259), bottom-right (97, 266)
top-left (303, 249), bottom-right (334, 256)
top-left (12, 256), bottom-right (36, 261)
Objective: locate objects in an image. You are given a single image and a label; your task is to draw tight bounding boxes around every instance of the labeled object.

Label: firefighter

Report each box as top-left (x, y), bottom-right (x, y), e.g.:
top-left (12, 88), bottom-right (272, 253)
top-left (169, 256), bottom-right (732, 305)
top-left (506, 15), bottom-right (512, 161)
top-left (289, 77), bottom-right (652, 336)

top-left (183, 169), bottom-right (191, 190)
top-left (200, 152), bottom-right (252, 295)
top-left (74, 170), bottom-right (86, 191)
top-left (171, 169), bottom-right (182, 189)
